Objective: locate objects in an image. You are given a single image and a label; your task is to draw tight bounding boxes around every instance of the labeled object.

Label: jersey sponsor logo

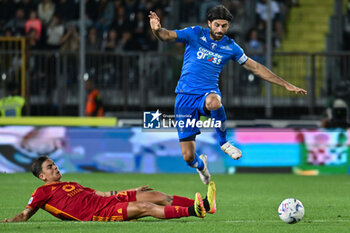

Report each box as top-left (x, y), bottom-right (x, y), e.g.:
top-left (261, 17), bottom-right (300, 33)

top-left (28, 197), bottom-right (33, 205)
top-left (196, 47), bottom-right (223, 65)
top-left (67, 188), bottom-right (83, 197)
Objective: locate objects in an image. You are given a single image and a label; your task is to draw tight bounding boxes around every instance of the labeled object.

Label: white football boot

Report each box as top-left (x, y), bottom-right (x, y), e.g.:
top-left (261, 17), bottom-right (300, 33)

top-left (197, 154), bottom-right (211, 185)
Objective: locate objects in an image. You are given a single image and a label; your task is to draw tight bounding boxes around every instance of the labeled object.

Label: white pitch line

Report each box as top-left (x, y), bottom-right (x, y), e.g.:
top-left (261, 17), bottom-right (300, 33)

top-left (222, 219), bottom-right (350, 223)
top-left (2, 219), bottom-right (350, 225)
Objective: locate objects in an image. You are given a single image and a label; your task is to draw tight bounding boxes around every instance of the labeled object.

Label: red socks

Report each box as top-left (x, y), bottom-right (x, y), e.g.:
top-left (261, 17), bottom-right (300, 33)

top-left (172, 195), bottom-right (195, 207)
top-left (164, 206), bottom-right (189, 219)
top-left (163, 195), bottom-right (195, 218)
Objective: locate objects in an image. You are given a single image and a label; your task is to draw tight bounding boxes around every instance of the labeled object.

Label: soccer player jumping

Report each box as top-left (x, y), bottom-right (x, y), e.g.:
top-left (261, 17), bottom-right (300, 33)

top-left (149, 5), bottom-right (307, 185)
top-left (2, 156), bottom-right (216, 222)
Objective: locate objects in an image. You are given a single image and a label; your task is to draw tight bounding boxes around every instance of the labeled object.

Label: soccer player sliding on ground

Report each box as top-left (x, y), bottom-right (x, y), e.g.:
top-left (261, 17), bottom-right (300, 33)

top-left (1, 156), bottom-right (216, 222)
top-left (149, 5), bottom-right (307, 185)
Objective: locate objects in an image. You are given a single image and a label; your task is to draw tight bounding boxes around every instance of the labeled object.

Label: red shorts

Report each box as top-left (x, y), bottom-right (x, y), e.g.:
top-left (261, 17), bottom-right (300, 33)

top-left (92, 191), bottom-right (137, 221)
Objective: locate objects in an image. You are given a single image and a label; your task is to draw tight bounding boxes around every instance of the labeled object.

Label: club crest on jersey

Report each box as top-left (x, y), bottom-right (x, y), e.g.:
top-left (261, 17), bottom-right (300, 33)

top-left (211, 43), bottom-right (217, 50)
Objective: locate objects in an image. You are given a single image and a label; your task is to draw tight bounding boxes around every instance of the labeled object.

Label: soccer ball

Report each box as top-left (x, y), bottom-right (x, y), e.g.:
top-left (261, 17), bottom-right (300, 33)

top-left (278, 198), bottom-right (304, 224)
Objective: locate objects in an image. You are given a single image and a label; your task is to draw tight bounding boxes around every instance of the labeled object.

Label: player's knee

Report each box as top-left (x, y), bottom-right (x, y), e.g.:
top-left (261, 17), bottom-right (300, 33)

top-left (182, 150), bottom-right (195, 163)
top-left (205, 95), bottom-right (221, 110)
top-left (135, 202), bottom-right (153, 213)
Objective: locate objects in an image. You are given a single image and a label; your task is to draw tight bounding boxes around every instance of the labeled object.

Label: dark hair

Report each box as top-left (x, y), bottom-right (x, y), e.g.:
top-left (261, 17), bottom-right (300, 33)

top-left (207, 5), bottom-right (233, 22)
top-left (31, 156), bottom-right (49, 178)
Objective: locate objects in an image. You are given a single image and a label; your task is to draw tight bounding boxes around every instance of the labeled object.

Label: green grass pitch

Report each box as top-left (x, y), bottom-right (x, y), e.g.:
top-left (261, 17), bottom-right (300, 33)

top-left (1, 173), bottom-right (349, 233)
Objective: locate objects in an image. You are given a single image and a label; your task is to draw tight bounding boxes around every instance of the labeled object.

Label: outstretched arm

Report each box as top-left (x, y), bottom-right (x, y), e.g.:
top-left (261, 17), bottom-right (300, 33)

top-left (242, 58), bottom-right (307, 95)
top-left (148, 11), bottom-right (177, 41)
top-left (95, 186), bottom-right (154, 197)
top-left (2, 208), bottom-right (36, 222)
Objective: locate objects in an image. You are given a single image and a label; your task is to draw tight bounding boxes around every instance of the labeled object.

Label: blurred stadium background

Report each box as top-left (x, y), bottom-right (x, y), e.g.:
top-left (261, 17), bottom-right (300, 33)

top-left (0, 0), bottom-right (349, 175)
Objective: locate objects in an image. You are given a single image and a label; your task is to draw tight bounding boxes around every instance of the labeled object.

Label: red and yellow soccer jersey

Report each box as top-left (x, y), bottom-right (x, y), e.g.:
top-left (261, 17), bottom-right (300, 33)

top-left (26, 182), bottom-right (124, 221)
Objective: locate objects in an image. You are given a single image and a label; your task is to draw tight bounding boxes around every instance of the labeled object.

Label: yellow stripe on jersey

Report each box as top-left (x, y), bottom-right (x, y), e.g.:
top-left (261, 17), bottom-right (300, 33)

top-left (92, 215), bottom-right (124, 221)
top-left (44, 204), bottom-right (82, 221)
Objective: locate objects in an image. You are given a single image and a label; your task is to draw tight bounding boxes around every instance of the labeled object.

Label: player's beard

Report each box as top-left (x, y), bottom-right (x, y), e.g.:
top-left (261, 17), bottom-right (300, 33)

top-left (209, 27), bottom-right (224, 41)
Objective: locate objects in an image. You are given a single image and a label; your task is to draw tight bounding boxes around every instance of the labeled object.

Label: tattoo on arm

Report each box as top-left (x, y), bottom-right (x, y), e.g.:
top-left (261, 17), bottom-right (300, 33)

top-left (110, 191), bottom-right (118, 196)
top-left (165, 195), bottom-right (173, 205)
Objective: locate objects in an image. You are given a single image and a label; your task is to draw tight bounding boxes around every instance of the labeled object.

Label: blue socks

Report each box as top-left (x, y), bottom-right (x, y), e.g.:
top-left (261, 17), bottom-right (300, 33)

top-left (188, 153), bottom-right (204, 171)
top-left (211, 106), bottom-right (228, 146)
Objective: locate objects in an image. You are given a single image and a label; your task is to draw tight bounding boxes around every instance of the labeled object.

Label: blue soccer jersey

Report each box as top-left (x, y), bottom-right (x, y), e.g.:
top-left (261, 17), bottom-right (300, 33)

top-left (174, 26), bottom-right (248, 95)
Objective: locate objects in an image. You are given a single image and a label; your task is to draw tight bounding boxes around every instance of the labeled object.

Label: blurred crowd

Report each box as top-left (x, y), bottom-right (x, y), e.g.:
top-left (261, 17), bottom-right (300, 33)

top-left (0, 0), bottom-right (301, 55)
top-left (179, 0), bottom-right (298, 64)
top-left (247, 0), bottom-right (298, 63)
top-left (0, 0), bottom-right (169, 52)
